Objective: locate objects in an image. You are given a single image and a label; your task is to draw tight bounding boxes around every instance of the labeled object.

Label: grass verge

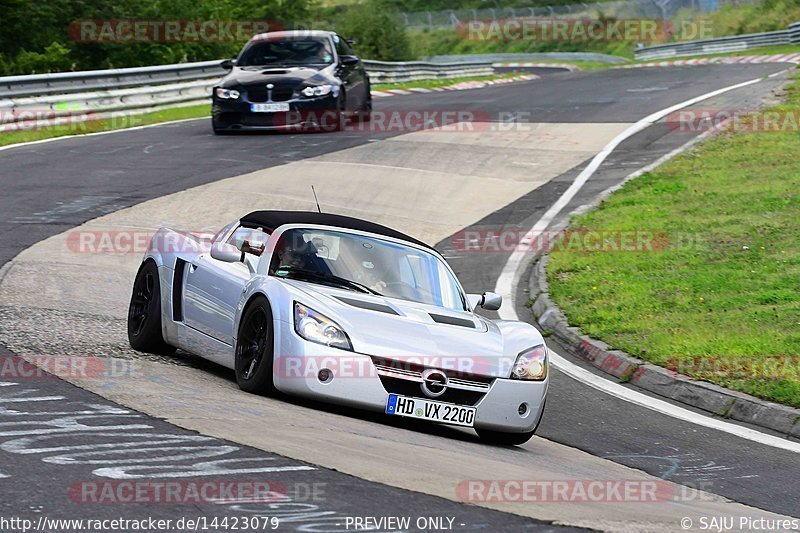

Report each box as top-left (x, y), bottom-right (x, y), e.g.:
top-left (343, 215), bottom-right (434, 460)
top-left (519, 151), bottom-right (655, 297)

top-left (372, 71), bottom-right (534, 91)
top-left (547, 73), bottom-right (800, 408)
top-left (0, 104), bottom-right (211, 148)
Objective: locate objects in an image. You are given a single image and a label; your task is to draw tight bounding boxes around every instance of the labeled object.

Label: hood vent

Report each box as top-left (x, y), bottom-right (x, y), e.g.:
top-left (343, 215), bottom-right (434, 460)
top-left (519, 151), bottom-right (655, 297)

top-left (260, 69), bottom-right (288, 75)
top-left (335, 296), bottom-right (399, 315)
top-left (429, 313), bottom-right (476, 328)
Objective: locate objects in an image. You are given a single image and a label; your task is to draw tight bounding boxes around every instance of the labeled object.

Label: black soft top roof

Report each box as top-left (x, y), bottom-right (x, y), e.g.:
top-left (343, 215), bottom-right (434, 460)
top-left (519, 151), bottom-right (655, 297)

top-left (240, 210), bottom-right (432, 250)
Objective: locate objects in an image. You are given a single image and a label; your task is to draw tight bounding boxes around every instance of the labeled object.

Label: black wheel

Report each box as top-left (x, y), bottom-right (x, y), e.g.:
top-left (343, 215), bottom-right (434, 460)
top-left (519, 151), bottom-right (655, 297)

top-left (329, 92), bottom-right (346, 132)
top-left (127, 260), bottom-right (174, 354)
top-left (360, 83), bottom-right (372, 122)
top-left (235, 295), bottom-right (276, 394)
top-left (212, 119), bottom-right (230, 135)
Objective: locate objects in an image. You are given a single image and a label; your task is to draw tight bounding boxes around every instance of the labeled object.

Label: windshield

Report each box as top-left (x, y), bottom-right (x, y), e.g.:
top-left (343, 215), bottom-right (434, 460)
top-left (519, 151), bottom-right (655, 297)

top-left (269, 228), bottom-right (467, 311)
top-left (238, 38), bottom-right (334, 67)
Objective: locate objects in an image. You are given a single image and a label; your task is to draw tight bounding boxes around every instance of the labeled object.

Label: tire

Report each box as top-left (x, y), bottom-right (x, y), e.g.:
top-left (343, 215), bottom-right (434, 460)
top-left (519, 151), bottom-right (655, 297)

top-left (127, 260), bottom-right (174, 354)
top-left (234, 295), bottom-right (276, 395)
top-left (360, 83), bottom-right (372, 122)
top-left (212, 119), bottom-right (229, 135)
top-left (330, 92), bottom-right (346, 132)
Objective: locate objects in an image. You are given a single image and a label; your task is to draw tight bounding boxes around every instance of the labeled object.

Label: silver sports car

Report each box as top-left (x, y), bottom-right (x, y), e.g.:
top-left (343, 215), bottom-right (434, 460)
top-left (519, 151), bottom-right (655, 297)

top-left (128, 211), bottom-right (548, 445)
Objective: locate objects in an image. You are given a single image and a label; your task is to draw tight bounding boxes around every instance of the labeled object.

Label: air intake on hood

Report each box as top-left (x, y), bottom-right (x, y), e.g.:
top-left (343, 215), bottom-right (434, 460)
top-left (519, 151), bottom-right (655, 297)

top-left (260, 69), bottom-right (288, 75)
top-left (335, 296), bottom-right (399, 315)
top-left (429, 313), bottom-right (476, 328)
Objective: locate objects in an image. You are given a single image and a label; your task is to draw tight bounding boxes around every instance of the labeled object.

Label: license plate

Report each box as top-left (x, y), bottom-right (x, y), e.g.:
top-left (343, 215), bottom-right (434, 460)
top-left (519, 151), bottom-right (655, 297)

top-left (251, 103), bottom-right (290, 113)
top-left (385, 394), bottom-right (475, 427)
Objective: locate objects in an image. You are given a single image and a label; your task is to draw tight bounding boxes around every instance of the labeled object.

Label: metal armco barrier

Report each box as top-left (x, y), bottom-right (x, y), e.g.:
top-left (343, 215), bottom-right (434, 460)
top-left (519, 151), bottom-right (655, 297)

top-left (635, 22), bottom-right (800, 60)
top-left (0, 59), bottom-right (494, 132)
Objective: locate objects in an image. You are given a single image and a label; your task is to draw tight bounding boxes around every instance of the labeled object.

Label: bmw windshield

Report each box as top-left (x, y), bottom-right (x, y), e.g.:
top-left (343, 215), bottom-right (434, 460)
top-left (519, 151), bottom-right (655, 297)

top-left (237, 38), bottom-right (334, 67)
top-left (269, 228), bottom-right (467, 311)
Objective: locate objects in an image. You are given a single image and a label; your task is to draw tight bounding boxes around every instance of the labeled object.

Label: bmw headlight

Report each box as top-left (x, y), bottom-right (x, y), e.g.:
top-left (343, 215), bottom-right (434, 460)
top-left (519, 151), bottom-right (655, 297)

top-left (300, 84), bottom-right (335, 97)
top-left (215, 88), bottom-right (240, 100)
top-left (511, 345), bottom-right (548, 381)
top-left (294, 302), bottom-right (352, 350)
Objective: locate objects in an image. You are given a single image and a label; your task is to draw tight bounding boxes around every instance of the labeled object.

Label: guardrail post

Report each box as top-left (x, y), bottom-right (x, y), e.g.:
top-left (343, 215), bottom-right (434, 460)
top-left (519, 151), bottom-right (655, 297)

top-left (790, 22), bottom-right (800, 43)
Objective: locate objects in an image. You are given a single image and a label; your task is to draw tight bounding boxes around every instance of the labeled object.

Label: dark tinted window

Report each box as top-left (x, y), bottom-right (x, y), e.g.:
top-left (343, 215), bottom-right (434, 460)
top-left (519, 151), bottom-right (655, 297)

top-left (238, 38), bottom-right (334, 67)
top-left (333, 34), bottom-right (354, 57)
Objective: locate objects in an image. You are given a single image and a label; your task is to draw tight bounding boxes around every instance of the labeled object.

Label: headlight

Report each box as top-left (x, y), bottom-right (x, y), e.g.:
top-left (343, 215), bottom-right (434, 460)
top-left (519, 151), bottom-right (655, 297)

top-left (294, 302), bottom-right (352, 350)
top-left (300, 84), bottom-right (334, 97)
top-left (215, 88), bottom-right (240, 100)
top-left (511, 345), bottom-right (548, 381)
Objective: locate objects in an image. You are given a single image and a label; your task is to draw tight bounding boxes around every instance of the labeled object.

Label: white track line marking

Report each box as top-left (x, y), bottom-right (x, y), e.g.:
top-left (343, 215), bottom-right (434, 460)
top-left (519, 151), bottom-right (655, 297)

top-left (549, 351), bottom-right (800, 453)
top-left (494, 72), bottom-right (800, 453)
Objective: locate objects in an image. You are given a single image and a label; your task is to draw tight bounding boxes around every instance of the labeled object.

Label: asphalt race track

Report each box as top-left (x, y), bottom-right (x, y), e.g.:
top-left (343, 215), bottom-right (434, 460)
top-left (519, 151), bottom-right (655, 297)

top-left (1, 64), bottom-right (798, 531)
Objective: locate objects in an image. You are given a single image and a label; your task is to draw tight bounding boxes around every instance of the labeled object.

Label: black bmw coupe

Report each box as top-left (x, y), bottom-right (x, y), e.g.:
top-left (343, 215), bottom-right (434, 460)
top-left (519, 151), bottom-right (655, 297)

top-left (211, 30), bottom-right (372, 133)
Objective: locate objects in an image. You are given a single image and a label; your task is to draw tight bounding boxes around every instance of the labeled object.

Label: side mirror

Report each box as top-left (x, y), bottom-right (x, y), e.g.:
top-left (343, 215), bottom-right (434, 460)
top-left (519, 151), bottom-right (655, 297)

top-left (210, 242), bottom-right (241, 263)
top-left (468, 292), bottom-right (503, 311)
top-left (220, 59), bottom-right (235, 70)
top-left (481, 292), bottom-right (503, 311)
top-left (340, 55), bottom-right (359, 66)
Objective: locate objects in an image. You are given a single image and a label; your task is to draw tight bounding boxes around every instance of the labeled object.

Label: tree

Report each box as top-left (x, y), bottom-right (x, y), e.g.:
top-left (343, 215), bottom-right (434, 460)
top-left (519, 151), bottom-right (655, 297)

top-left (335, 1), bottom-right (413, 61)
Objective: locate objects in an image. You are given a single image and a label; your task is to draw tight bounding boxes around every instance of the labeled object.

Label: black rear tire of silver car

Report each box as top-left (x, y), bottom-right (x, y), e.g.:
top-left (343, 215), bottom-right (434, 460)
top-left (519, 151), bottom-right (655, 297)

top-left (235, 295), bottom-right (276, 395)
top-left (127, 260), bottom-right (175, 354)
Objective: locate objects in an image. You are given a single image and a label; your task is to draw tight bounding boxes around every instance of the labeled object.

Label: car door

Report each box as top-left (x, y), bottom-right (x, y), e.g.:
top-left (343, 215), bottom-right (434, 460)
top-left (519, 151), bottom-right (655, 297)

top-left (183, 226), bottom-right (268, 345)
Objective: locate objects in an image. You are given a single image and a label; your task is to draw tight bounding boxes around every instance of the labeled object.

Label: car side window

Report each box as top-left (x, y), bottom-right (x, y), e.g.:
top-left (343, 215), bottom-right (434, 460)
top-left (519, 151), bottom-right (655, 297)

top-left (333, 34), bottom-right (354, 57)
top-left (226, 226), bottom-right (270, 256)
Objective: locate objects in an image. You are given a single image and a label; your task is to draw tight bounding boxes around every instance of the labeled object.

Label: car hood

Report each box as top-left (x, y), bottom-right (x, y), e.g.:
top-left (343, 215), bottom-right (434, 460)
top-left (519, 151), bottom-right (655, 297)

top-left (281, 280), bottom-right (538, 378)
top-left (221, 65), bottom-right (335, 88)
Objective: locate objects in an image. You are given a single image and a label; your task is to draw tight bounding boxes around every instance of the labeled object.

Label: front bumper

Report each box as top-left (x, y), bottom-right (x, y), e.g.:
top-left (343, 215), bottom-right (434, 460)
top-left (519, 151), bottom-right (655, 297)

top-left (273, 321), bottom-right (548, 434)
top-left (212, 94), bottom-right (339, 132)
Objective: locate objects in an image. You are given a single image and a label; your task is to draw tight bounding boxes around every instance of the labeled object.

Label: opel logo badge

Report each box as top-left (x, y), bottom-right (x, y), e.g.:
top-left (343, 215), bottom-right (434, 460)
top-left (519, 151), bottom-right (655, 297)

top-left (420, 369), bottom-right (448, 398)
top-left (266, 83), bottom-right (274, 89)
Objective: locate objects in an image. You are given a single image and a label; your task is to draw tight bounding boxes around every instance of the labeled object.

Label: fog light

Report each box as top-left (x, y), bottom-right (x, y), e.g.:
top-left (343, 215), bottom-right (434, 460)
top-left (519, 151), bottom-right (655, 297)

top-left (518, 403), bottom-right (529, 416)
top-left (318, 368), bottom-right (332, 383)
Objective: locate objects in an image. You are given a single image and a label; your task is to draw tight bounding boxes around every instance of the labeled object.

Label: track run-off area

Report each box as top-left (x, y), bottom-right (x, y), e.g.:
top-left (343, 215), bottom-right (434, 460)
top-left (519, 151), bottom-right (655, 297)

top-left (0, 63), bottom-right (798, 531)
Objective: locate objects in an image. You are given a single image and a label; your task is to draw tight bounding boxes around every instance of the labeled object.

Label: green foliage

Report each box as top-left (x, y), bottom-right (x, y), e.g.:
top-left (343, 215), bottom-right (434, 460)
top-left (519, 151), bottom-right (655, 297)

top-left (334, 1), bottom-right (413, 60)
top-left (0, 0), bottom-right (315, 75)
top-left (13, 42), bottom-right (74, 74)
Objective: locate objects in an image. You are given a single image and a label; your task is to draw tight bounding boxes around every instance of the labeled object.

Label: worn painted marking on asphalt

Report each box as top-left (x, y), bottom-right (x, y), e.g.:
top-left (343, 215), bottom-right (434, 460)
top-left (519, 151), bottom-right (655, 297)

top-left (12, 195), bottom-right (121, 224)
top-left (0, 385), bottom-right (317, 479)
top-left (494, 72), bottom-right (800, 455)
